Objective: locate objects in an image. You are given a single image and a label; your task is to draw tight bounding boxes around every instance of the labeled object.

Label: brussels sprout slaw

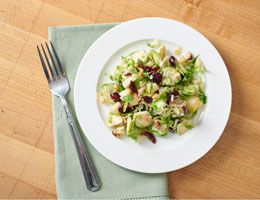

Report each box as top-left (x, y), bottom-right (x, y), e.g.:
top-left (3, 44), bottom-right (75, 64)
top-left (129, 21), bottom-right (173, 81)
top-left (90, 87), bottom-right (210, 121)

top-left (97, 40), bottom-right (207, 143)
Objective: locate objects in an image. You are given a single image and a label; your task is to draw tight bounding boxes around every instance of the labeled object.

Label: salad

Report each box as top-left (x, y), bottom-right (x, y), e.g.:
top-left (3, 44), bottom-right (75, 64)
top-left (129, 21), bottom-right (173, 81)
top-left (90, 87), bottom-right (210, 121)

top-left (97, 40), bottom-right (207, 144)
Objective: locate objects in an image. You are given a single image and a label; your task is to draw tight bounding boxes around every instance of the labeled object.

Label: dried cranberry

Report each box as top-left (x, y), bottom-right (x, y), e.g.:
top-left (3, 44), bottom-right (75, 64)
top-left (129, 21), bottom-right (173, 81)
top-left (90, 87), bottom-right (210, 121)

top-left (151, 66), bottom-right (160, 73)
top-left (142, 131), bottom-right (156, 143)
top-left (167, 90), bottom-right (180, 104)
top-left (167, 93), bottom-right (174, 104)
top-left (152, 73), bottom-right (162, 84)
top-left (142, 66), bottom-right (152, 72)
top-left (125, 72), bottom-right (132, 76)
top-left (129, 81), bottom-right (138, 93)
top-left (143, 96), bottom-right (153, 103)
top-left (173, 90), bottom-right (180, 97)
top-left (169, 56), bottom-right (176, 66)
top-left (118, 106), bottom-right (124, 113)
top-left (110, 92), bottom-right (120, 102)
top-left (182, 106), bottom-right (188, 114)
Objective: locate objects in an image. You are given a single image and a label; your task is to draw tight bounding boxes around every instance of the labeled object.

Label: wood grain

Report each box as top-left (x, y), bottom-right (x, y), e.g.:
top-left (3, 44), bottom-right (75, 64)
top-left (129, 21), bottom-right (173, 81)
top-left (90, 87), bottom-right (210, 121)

top-left (0, 0), bottom-right (259, 198)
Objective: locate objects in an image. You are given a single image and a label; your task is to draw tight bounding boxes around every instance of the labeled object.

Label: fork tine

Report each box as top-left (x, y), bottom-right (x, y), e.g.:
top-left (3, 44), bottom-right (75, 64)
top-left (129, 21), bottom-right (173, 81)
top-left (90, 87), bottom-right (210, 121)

top-left (50, 41), bottom-right (64, 74)
top-left (37, 45), bottom-right (50, 81)
top-left (45, 42), bottom-right (59, 76)
top-left (41, 44), bottom-right (54, 78)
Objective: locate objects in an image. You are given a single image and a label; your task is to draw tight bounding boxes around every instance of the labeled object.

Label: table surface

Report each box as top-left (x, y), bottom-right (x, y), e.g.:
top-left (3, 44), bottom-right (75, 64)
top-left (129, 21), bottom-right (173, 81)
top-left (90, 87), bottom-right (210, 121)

top-left (0, 0), bottom-right (260, 199)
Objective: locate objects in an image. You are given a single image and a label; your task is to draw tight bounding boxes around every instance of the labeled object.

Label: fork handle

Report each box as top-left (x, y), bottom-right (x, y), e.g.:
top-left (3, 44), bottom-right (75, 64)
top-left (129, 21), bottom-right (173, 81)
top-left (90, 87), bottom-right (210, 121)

top-left (60, 95), bottom-right (101, 192)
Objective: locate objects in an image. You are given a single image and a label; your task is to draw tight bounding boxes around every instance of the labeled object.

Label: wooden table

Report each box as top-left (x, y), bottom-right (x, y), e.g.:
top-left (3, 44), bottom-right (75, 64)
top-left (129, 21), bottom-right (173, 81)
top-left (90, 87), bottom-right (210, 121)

top-left (0, 0), bottom-right (259, 198)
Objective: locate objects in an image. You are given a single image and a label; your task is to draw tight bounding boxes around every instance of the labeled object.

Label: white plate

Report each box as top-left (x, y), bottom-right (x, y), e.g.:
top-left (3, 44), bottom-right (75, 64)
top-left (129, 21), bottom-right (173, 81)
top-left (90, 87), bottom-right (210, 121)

top-left (74, 18), bottom-right (232, 173)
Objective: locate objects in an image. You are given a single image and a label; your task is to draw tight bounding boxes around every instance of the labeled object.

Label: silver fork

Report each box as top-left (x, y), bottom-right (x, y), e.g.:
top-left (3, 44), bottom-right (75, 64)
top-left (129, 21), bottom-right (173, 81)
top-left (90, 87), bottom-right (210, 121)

top-left (37, 42), bottom-right (101, 192)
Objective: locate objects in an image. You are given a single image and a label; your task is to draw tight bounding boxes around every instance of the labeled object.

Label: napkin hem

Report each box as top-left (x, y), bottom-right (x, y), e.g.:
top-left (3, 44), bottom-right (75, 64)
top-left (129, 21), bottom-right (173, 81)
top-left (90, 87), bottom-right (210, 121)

top-left (122, 194), bottom-right (169, 199)
top-left (48, 22), bottom-right (120, 32)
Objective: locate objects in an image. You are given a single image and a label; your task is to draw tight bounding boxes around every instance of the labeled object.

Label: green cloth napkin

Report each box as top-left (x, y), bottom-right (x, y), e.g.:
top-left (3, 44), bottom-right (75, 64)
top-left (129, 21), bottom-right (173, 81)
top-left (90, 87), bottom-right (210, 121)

top-left (49, 23), bottom-right (169, 199)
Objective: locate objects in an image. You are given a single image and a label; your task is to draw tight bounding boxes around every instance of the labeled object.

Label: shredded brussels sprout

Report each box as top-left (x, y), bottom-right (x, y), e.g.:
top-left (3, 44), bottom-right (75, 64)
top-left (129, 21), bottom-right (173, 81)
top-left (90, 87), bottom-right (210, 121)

top-left (97, 40), bottom-right (207, 143)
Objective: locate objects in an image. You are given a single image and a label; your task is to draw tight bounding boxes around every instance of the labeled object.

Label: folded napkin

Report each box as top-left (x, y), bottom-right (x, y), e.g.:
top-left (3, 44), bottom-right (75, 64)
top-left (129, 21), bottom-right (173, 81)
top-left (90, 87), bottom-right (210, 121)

top-left (49, 23), bottom-right (169, 199)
